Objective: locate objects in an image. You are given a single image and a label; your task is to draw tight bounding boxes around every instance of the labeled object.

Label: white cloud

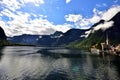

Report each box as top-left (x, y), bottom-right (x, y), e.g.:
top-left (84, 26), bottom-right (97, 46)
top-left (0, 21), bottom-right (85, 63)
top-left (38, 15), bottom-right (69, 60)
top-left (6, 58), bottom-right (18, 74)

top-left (22, 0), bottom-right (44, 3)
top-left (66, 0), bottom-right (71, 4)
top-left (65, 9), bottom-right (101, 29)
top-left (0, 0), bottom-right (72, 37)
top-left (94, 21), bottom-right (114, 31)
top-left (0, 0), bottom-right (45, 11)
top-left (1, 0), bottom-right (21, 11)
top-left (54, 24), bottom-right (71, 32)
top-left (1, 0), bottom-right (120, 37)
top-left (84, 21), bottom-right (114, 38)
top-left (65, 5), bottom-right (120, 30)
top-left (0, 8), bottom-right (71, 37)
top-left (85, 5), bottom-right (120, 37)
top-left (0, 21), bottom-right (12, 36)
top-left (88, 8), bottom-right (102, 23)
top-left (0, 18), bottom-right (71, 37)
top-left (65, 14), bottom-right (82, 22)
top-left (75, 19), bottom-right (90, 29)
top-left (94, 5), bottom-right (120, 21)
top-left (89, 15), bottom-right (101, 23)
top-left (101, 5), bottom-right (120, 21)
top-left (22, 0), bottom-right (44, 6)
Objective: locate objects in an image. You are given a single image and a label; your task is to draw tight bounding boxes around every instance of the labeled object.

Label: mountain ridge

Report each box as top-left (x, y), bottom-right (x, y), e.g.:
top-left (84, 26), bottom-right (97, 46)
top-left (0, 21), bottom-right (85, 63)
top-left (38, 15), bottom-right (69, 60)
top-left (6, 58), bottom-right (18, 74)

top-left (0, 26), bottom-right (9, 46)
top-left (69, 11), bottom-right (120, 49)
top-left (8, 29), bottom-right (87, 46)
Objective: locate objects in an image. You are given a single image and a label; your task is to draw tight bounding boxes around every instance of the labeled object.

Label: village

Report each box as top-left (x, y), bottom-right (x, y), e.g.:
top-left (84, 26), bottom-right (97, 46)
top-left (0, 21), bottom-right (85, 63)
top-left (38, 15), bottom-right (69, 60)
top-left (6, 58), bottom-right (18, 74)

top-left (91, 35), bottom-right (120, 56)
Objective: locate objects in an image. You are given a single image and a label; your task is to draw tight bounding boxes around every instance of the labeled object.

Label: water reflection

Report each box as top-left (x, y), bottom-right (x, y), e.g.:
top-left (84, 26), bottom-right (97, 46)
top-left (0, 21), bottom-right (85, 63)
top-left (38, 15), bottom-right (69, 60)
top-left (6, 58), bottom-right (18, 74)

top-left (68, 55), bottom-right (120, 80)
top-left (113, 56), bottom-right (120, 78)
top-left (0, 47), bottom-right (71, 80)
top-left (0, 47), bottom-right (4, 60)
top-left (0, 46), bottom-right (119, 80)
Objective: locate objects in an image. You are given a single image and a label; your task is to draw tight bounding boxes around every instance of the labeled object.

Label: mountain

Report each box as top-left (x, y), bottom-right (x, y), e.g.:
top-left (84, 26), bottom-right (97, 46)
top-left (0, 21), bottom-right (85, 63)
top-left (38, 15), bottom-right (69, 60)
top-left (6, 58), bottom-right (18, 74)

top-left (6, 12), bottom-right (120, 47)
top-left (8, 34), bottom-right (39, 45)
top-left (108, 11), bottom-right (120, 44)
top-left (54, 29), bottom-right (88, 46)
top-left (8, 29), bottom-right (87, 46)
top-left (0, 26), bottom-right (7, 40)
top-left (36, 31), bottom-right (63, 46)
top-left (70, 12), bottom-right (120, 49)
top-left (8, 31), bottom-right (64, 46)
top-left (0, 26), bottom-right (10, 46)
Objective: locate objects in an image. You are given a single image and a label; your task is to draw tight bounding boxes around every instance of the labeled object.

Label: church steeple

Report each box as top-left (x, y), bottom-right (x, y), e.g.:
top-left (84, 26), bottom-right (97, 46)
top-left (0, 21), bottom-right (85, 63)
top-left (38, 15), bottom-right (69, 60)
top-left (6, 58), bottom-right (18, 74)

top-left (106, 34), bottom-right (109, 45)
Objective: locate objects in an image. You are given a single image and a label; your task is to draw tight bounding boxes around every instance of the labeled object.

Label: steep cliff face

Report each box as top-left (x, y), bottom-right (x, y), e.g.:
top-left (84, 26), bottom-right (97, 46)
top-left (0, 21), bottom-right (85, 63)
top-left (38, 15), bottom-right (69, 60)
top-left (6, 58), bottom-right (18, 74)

top-left (0, 26), bottom-right (9, 46)
top-left (90, 12), bottom-right (120, 45)
top-left (0, 26), bottom-right (7, 40)
top-left (107, 12), bottom-right (120, 44)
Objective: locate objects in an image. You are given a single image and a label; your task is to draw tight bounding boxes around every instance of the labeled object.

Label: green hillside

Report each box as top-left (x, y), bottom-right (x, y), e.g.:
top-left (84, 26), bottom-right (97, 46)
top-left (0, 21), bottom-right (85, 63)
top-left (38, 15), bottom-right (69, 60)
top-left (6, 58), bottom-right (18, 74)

top-left (68, 12), bottom-right (120, 49)
top-left (68, 29), bottom-right (106, 49)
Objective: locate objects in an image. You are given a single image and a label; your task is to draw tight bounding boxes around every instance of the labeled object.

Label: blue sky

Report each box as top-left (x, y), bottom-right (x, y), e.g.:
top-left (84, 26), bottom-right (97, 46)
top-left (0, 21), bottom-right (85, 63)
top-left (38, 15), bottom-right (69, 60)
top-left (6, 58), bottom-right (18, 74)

top-left (0, 0), bottom-right (120, 37)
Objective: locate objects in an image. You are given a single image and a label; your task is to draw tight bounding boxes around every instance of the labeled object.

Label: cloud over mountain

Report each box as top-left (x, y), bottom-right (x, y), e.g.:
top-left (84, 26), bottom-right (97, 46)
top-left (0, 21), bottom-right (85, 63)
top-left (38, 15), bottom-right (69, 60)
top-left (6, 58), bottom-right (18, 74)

top-left (94, 21), bottom-right (114, 31)
top-left (101, 5), bottom-right (120, 21)
top-left (0, 0), bottom-right (120, 37)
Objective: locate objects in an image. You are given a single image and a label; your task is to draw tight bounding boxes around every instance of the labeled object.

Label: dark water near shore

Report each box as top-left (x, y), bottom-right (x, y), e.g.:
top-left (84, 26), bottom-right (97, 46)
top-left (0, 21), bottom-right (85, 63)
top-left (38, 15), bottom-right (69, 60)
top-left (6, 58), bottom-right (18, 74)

top-left (0, 46), bottom-right (120, 80)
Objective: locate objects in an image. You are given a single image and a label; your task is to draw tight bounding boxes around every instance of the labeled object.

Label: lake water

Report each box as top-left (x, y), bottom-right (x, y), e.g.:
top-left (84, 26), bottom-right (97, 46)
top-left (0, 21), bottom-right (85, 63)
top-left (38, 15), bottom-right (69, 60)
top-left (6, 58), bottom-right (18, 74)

top-left (0, 46), bottom-right (120, 80)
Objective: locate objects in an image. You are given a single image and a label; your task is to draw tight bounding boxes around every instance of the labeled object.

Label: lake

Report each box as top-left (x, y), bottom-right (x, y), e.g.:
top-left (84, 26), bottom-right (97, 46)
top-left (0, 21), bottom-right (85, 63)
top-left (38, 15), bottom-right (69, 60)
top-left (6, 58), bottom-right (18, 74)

top-left (0, 46), bottom-right (120, 80)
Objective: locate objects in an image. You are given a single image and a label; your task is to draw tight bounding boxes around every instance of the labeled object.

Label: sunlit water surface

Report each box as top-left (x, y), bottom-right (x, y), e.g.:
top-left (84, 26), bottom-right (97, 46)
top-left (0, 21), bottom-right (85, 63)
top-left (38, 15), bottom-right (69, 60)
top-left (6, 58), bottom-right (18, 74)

top-left (0, 46), bottom-right (120, 80)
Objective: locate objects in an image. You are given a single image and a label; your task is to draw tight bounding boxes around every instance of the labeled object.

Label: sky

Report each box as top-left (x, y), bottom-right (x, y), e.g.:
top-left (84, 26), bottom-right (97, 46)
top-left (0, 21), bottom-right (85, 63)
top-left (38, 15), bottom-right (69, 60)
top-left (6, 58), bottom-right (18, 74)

top-left (0, 0), bottom-right (120, 37)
